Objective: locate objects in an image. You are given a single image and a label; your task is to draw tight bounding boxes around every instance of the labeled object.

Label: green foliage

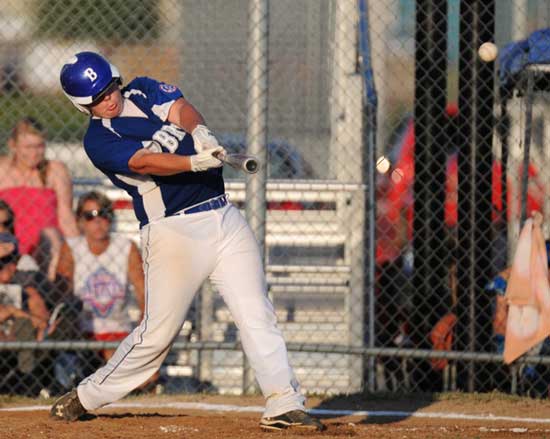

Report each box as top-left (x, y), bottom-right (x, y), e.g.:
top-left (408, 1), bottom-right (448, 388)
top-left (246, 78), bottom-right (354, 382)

top-left (35, 0), bottom-right (159, 42)
top-left (0, 92), bottom-right (87, 149)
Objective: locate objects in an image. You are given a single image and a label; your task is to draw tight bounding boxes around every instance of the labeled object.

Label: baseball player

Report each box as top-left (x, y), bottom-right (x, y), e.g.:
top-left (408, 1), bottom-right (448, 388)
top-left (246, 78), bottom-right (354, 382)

top-left (51, 51), bottom-right (324, 432)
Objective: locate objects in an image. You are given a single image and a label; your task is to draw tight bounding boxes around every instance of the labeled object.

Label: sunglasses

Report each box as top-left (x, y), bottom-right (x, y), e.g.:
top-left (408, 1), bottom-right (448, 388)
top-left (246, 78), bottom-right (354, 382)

top-left (81, 208), bottom-right (113, 221)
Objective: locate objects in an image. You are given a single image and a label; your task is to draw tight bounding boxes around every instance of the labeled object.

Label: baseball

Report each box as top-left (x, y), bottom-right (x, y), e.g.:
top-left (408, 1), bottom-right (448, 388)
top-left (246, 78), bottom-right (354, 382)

top-left (478, 42), bottom-right (498, 62)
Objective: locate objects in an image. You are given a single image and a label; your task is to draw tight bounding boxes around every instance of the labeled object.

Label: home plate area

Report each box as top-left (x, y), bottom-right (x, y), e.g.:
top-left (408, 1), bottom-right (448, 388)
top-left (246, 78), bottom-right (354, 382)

top-left (1, 393), bottom-right (550, 438)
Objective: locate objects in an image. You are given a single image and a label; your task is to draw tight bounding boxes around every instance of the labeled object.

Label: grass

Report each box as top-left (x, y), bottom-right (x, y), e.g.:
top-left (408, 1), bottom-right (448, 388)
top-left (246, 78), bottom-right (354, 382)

top-left (0, 92), bottom-right (88, 148)
top-left (432, 390), bottom-right (526, 403)
top-left (0, 394), bottom-right (49, 406)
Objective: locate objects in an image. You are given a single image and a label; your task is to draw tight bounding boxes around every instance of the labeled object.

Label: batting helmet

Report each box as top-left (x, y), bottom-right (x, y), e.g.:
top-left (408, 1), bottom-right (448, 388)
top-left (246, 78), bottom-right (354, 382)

top-left (59, 51), bottom-right (122, 114)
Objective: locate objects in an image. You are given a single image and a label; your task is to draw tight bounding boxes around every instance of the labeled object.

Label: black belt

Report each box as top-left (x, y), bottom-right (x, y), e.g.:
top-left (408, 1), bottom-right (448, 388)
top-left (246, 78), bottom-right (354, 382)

top-left (181, 195), bottom-right (228, 215)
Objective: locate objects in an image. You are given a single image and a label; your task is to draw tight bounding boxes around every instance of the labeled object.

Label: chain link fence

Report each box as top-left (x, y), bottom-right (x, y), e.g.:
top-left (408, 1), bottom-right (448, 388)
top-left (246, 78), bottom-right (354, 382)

top-left (1, 0), bottom-right (550, 401)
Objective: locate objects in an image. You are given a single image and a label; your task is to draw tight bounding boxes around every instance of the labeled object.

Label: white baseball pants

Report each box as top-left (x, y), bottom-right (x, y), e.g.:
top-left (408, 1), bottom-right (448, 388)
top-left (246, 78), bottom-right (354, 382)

top-left (77, 202), bottom-right (305, 418)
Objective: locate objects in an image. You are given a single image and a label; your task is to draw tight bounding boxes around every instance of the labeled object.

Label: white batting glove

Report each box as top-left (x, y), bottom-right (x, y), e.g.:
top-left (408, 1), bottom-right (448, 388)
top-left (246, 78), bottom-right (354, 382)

top-left (190, 146), bottom-right (225, 172)
top-left (192, 124), bottom-right (220, 153)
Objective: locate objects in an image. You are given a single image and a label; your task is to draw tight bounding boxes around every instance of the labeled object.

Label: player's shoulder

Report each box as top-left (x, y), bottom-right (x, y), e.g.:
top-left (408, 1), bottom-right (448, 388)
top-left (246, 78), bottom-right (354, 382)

top-left (124, 76), bottom-right (181, 99)
top-left (123, 76), bottom-right (160, 93)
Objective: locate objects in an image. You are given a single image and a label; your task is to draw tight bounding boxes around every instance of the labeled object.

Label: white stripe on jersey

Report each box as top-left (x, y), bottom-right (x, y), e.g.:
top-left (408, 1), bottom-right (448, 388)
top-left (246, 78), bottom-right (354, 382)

top-left (123, 89), bottom-right (147, 100)
top-left (115, 173), bottom-right (166, 221)
top-left (101, 118), bottom-right (121, 137)
top-left (119, 99), bottom-right (148, 118)
top-left (151, 101), bottom-right (175, 121)
top-left (141, 187), bottom-right (167, 221)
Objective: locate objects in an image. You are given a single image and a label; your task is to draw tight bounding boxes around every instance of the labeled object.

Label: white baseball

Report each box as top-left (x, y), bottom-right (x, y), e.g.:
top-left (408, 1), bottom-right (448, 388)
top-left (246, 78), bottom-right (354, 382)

top-left (478, 42), bottom-right (498, 62)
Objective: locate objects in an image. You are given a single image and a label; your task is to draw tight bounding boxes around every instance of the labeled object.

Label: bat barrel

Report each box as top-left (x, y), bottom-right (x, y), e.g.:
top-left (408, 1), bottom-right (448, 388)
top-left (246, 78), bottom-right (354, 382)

top-left (221, 153), bottom-right (259, 174)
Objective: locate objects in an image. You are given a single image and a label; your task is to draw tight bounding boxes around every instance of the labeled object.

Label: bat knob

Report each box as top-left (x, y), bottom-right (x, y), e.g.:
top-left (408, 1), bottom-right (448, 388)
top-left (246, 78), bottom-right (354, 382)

top-left (245, 159), bottom-right (259, 174)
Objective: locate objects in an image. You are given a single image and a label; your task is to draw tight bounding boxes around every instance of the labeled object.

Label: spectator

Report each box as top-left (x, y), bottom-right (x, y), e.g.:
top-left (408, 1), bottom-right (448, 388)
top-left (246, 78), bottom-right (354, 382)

top-left (56, 191), bottom-right (145, 361)
top-left (0, 232), bottom-right (50, 339)
top-left (0, 117), bottom-right (79, 281)
top-left (0, 232), bottom-right (56, 395)
top-left (0, 198), bottom-right (76, 326)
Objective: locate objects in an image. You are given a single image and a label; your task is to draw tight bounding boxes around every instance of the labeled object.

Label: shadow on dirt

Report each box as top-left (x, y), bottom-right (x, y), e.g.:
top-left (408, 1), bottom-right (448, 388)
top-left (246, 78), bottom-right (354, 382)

top-left (80, 412), bottom-right (188, 421)
top-left (312, 392), bottom-right (436, 425)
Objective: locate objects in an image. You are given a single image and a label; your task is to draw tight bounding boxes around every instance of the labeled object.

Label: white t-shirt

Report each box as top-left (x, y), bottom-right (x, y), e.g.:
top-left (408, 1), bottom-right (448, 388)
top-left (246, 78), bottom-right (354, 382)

top-left (67, 235), bottom-right (132, 335)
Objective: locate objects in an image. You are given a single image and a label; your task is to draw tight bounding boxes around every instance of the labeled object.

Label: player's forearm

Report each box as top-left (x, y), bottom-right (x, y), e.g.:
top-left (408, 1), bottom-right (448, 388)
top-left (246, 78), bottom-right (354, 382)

top-left (129, 151), bottom-right (192, 176)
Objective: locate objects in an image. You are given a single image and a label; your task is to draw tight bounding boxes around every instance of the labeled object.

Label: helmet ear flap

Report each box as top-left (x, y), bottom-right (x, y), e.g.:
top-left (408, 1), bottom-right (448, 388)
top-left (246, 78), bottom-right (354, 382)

top-left (74, 102), bottom-right (91, 115)
top-left (110, 64), bottom-right (122, 84)
top-left (62, 91), bottom-right (91, 114)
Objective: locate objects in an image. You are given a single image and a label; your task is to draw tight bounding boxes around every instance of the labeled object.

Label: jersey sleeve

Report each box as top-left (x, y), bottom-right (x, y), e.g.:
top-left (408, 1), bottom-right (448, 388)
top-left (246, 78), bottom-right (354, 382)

top-left (127, 77), bottom-right (184, 121)
top-left (84, 130), bottom-right (142, 175)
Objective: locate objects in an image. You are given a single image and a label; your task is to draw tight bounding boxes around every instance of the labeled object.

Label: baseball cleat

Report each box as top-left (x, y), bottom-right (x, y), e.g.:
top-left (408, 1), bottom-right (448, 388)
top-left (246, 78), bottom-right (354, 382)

top-left (259, 410), bottom-right (326, 431)
top-left (50, 388), bottom-right (87, 421)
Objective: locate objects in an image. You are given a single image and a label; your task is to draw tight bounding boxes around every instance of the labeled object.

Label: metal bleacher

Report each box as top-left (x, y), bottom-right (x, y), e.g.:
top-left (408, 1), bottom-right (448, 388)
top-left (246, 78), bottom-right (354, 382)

top-left (74, 178), bottom-right (366, 395)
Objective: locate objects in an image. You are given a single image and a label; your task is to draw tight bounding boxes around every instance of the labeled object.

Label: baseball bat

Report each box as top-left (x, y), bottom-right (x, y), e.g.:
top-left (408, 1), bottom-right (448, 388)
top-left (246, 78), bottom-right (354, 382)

top-left (219, 153), bottom-right (259, 174)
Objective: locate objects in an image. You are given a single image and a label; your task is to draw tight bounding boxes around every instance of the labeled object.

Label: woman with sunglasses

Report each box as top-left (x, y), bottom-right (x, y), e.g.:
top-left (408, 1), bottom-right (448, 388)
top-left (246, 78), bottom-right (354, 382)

top-left (56, 191), bottom-right (145, 362)
top-left (0, 118), bottom-right (79, 281)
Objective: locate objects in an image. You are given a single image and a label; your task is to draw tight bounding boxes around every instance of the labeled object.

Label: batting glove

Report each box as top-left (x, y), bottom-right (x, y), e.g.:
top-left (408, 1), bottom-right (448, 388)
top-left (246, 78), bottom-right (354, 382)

top-left (192, 124), bottom-right (220, 153)
top-left (190, 146), bottom-right (225, 172)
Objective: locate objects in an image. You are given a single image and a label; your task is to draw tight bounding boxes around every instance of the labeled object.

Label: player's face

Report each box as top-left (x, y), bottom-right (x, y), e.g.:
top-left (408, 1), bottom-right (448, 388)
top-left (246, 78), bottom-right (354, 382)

top-left (89, 84), bottom-right (123, 119)
top-left (80, 200), bottom-right (112, 241)
top-left (10, 132), bottom-right (46, 169)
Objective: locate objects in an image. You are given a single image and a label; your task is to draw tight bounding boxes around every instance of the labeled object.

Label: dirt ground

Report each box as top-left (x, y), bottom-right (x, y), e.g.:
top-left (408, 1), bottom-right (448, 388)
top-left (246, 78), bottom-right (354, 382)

top-left (2, 392), bottom-right (550, 438)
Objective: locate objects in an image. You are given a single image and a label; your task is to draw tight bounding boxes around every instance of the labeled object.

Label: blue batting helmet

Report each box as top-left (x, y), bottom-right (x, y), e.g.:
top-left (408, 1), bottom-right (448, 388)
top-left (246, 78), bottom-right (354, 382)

top-left (59, 51), bottom-right (122, 114)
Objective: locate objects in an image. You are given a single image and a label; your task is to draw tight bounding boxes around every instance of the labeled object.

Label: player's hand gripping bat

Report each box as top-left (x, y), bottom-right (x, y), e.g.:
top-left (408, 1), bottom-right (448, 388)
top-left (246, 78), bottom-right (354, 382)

top-left (216, 151), bottom-right (259, 174)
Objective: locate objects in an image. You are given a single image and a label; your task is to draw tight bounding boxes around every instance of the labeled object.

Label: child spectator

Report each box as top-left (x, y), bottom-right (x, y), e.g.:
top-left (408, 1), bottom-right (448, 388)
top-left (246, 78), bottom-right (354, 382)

top-left (0, 118), bottom-right (78, 281)
top-left (0, 232), bottom-right (57, 395)
top-left (0, 232), bottom-right (50, 340)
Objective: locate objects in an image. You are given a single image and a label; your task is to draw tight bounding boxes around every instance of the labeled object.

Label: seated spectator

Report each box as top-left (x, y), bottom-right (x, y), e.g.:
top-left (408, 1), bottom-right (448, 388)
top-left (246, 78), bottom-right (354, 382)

top-left (0, 117), bottom-right (78, 281)
top-left (0, 232), bottom-right (57, 395)
top-left (55, 191), bottom-right (160, 392)
top-left (56, 191), bottom-right (145, 359)
top-left (0, 232), bottom-right (50, 340)
top-left (0, 198), bottom-right (73, 318)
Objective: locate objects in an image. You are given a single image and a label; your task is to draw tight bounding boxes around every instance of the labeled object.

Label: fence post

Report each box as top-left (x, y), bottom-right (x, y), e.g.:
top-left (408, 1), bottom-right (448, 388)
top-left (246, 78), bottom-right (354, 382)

top-left (244, 0), bottom-right (269, 395)
top-left (457, 0), bottom-right (495, 392)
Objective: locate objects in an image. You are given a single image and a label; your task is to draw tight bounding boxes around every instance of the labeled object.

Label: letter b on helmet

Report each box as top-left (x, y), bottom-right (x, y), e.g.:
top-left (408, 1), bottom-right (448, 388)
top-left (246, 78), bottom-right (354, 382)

top-left (83, 68), bottom-right (98, 82)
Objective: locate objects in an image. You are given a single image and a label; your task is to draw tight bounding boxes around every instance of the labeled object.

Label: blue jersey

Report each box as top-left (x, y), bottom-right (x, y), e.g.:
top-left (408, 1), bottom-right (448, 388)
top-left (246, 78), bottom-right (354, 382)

top-left (83, 77), bottom-right (224, 227)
